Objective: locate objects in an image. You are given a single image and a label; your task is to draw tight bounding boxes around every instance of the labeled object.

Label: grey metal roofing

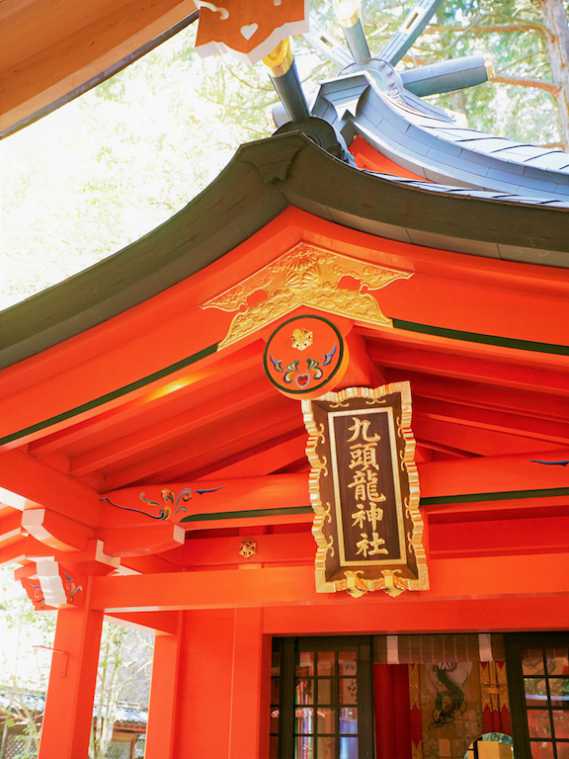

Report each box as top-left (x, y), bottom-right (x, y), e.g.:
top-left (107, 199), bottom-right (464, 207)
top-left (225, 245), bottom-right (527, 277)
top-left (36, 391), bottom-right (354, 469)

top-left (1, 129), bottom-right (569, 370)
top-left (311, 67), bottom-right (569, 202)
top-left (366, 170), bottom-right (569, 208)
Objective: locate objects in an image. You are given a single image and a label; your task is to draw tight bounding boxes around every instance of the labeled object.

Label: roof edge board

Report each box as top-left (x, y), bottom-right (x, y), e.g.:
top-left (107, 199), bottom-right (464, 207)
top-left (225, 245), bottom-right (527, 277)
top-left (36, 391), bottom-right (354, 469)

top-left (1, 132), bottom-right (569, 370)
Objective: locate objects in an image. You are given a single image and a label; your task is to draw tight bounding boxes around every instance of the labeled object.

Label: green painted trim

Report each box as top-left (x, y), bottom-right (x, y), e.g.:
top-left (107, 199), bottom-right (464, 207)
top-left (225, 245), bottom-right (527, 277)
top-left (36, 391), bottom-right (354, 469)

top-left (393, 319), bottom-right (569, 356)
top-left (0, 343), bottom-right (218, 447)
top-left (2, 315), bottom-right (568, 447)
top-left (179, 486), bottom-right (569, 524)
top-left (421, 486), bottom-right (569, 506)
top-left (181, 505), bottom-right (312, 523)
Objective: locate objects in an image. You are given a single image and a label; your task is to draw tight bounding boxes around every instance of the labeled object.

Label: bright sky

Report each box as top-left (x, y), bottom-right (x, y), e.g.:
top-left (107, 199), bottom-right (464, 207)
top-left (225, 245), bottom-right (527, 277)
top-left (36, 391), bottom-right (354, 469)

top-left (0, 5), bottom-right (558, 312)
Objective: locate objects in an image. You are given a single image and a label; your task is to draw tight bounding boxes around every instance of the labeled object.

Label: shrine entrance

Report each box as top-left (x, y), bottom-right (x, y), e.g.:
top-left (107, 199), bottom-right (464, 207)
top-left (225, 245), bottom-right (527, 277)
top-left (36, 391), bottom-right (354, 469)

top-left (271, 637), bottom-right (374, 759)
top-left (270, 633), bottom-right (531, 759)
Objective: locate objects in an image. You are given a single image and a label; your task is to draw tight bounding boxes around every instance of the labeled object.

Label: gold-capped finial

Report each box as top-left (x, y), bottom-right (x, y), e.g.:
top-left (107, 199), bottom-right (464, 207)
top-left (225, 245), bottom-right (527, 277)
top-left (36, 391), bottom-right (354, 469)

top-left (263, 38), bottom-right (294, 77)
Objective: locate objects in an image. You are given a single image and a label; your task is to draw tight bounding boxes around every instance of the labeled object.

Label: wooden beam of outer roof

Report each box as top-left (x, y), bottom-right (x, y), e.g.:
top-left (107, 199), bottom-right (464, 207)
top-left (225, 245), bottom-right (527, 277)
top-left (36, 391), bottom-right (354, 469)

top-left (413, 417), bottom-right (564, 457)
top-left (0, 536), bottom-right (66, 565)
top-left (414, 397), bottom-right (569, 447)
top-left (91, 553), bottom-right (569, 611)
top-left (0, 0), bottom-right (197, 137)
top-left (3, 218), bottom-right (569, 452)
top-left (69, 379), bottom-right (276, 477)
top-left (415, 439), bottom-right (472, 459)
top-left (30, 346), bottom-right (260, 456)
top-left (0, 449), bottom-right (102, 526)
top-left (418, 451), bottom-right (569, 499)
top-left (102, 404), bottom-right (301, 490)
top-left (200, 431), bottom-right (307, 480)
top-left (386, 370), bottom-right (569, 422)
top-left (99, 452), bottom-right (569, 529)
top-left (100, 523), bottom-right (184, 558)
top-left (99, 473), bottom-right (309, 529)
top-left (22, 509), bottom-right (94, 552)
top-left (368, 342), bottom-right (569, 396)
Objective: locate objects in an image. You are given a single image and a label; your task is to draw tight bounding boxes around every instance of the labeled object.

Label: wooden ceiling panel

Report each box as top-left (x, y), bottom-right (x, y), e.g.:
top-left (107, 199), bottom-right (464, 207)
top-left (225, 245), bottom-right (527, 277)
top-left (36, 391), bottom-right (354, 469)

top-left (99, 396), bottom-right (300, 489)
top-left (413, 416), bottom-right (565, 458)
top-left (200, 431), bottom-right (308, 480)
top-left (384, 369), bottom-right (569, 423)
top-left (70, 378), bottom-right (276, 477)
top-left (368, 340), bottom-right (569, 396)
top-left (29, 346), bottom-right (262, 458)
top-left (0, 0), bottom-right (197, 136)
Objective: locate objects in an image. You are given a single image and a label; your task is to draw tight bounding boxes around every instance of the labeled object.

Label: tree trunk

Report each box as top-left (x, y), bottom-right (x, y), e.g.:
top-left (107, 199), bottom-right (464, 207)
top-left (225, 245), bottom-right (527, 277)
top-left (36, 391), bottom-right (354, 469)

top-left (539, 0), bottom-right (569, 147)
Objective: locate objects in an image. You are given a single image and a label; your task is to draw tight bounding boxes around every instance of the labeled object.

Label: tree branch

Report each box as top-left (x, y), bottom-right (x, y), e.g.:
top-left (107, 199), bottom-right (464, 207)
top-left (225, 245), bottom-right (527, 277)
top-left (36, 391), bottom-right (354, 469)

top-left (492, 72), bottom-right (560, 94)
top-left (428, 21), bottom-right (551, 39)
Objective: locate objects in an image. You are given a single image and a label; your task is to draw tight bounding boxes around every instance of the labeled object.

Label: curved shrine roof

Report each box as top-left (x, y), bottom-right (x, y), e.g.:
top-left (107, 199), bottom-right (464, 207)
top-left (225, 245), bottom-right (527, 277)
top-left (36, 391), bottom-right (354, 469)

top-left (312, 68), bottom-right (569, 200)
top-left (1, 129), bottom-right (568, 370)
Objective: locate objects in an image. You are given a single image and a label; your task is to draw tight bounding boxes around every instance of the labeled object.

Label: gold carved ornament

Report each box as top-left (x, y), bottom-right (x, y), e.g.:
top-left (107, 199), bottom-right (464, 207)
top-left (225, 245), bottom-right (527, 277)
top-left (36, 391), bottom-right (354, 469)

top-left (202, 242), bottom-right (412, 349)
top-left (303, 382), bottom-right (428, 599)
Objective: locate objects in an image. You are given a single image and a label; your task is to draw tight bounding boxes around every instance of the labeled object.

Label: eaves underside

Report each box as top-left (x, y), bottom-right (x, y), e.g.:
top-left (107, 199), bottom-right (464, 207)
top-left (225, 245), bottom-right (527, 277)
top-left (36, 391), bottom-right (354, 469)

top-left (1, 132), bottom-right (569, 369)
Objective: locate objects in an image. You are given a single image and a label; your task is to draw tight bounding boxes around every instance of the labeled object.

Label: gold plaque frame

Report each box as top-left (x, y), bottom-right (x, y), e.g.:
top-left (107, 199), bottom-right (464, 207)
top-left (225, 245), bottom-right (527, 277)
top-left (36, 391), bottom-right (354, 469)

top-left (302, 382), bottom-right (429, 598)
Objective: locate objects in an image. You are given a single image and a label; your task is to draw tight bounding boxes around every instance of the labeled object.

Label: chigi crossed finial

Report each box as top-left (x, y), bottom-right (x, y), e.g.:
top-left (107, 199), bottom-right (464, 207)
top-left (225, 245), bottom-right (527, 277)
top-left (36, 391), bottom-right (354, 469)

top-left (264, 0), bottom-right (492, 130)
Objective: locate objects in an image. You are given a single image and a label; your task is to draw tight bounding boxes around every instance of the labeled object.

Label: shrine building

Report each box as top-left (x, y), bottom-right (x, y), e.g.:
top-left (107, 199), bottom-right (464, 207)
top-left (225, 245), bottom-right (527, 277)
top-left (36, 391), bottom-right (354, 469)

top-left (1, 1), bottom-right (569, 758)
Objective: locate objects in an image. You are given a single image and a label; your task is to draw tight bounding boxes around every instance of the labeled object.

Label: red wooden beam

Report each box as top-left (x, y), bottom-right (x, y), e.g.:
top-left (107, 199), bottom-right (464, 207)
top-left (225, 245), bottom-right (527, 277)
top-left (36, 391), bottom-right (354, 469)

top-left (414, 416), bottom-right (563, 457)
top-left (100, 452), bottom-right (569, 530)
top-left (263, 596), bottom-right (569, 634)
top-left (22, 509), bottom-right (94, 552)
top-left (419, 449), bottom-right (569, 496)
top-left (0, 449), bottom-right (102, 526)
top-left (99, 473), bottom-right (309, 529)
top-left (368, 341), bottom-right (569, 396)
top-left (100, 524), bottom-right (185, 557)
top-left (2, 208), bottom-right (568, 455)
top-left (414, 396), bottom-right (569, 446)
top-left (165, 507), bottom-right (569, 569)
top-left (192, 430), bottom-right (307, 480)
top-left (103, 403), bottom-right (301, 489)
top-left (70, 379), bottom-right (275, 477)
top-left (119, 554), bottom-right (187, 574)
top-left (30, 347), bottom-right (262, 457)
top-left (90, 553), bottom-right (569, 611)
top-left (389, 370), bottom-right (569, 423)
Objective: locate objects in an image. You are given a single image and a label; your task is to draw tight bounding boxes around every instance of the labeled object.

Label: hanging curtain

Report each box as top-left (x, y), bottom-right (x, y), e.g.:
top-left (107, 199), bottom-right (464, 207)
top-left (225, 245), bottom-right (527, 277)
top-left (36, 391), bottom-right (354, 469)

top-left (480, 661), bottom-right (512, 735)
top-left (408, 663), bottom-right (424, 759)
top-left (373, 663), bottom-right (413, 759)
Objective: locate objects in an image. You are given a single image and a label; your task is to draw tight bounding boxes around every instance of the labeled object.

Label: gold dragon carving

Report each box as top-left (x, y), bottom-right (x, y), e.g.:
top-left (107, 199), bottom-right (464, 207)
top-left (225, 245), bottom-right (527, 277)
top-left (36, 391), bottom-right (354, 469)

top-left (202, 242), bottom-right (412, 348)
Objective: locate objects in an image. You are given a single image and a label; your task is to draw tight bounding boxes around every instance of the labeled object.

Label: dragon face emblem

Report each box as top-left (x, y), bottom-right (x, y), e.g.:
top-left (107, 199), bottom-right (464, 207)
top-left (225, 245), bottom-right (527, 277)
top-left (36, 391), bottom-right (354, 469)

top-left (291, 327), bottom-right (313, 351)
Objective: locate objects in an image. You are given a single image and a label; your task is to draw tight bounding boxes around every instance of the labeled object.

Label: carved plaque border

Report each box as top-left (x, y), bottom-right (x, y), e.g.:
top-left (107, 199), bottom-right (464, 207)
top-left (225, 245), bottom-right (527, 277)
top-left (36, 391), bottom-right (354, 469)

top-left (302, 382), bottom-right (429, 598)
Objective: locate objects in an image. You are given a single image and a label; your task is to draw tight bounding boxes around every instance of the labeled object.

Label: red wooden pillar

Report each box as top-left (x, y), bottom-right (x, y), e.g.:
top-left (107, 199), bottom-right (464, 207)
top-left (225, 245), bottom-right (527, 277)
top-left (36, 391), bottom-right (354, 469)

top-left (38, 579), bottom-right (103, 759)
top-left (145, 613), bottom-right (184, 759)
top-left (228, 608), bottom-right (269, 759)
top-left (174, 608), bottom-right (270, 758)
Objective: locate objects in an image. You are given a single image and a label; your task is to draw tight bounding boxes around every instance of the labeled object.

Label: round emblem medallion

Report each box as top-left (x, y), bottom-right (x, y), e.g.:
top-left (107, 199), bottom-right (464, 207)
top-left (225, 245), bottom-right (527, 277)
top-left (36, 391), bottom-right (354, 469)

top-left (263, 315), bottom-right (348, 398)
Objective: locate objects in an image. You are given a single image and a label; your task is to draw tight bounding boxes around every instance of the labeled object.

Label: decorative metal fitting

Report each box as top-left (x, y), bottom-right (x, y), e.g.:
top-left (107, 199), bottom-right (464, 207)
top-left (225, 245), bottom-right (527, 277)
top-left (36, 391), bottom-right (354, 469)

top-left (239, 539), bottom-right (257, 559)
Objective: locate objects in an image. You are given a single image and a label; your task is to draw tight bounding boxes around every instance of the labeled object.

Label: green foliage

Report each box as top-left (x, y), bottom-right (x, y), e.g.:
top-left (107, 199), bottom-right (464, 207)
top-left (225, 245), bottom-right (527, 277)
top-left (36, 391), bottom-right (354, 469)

top-left (0, 566), bottom-right (152, 759)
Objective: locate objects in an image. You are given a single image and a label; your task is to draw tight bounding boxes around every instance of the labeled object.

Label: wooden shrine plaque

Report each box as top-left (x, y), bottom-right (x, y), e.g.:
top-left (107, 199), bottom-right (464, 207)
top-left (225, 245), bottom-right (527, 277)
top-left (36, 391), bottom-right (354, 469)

top-left (302, 382), bottom-right (429, 598)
